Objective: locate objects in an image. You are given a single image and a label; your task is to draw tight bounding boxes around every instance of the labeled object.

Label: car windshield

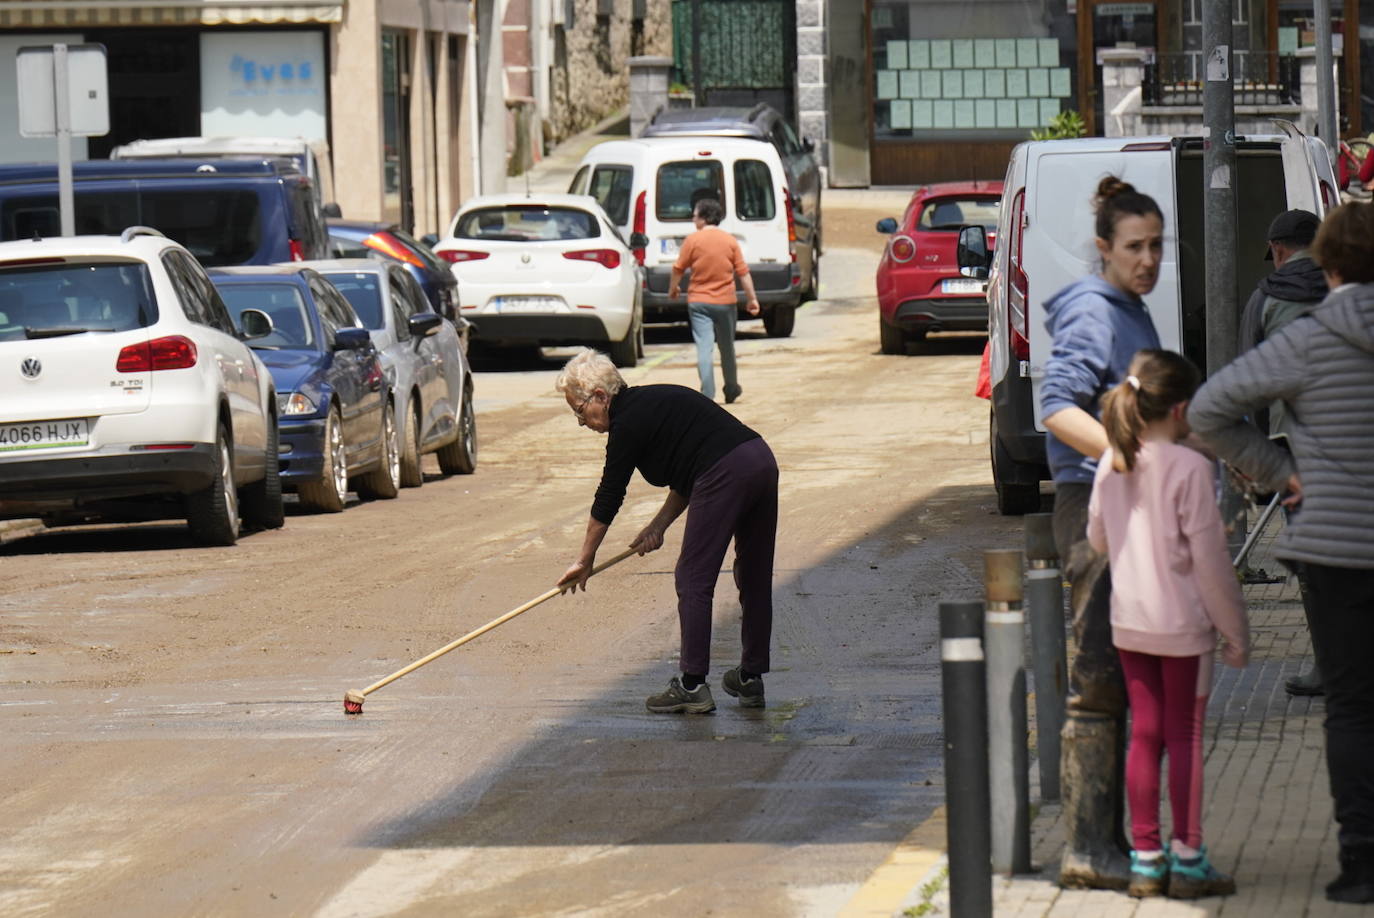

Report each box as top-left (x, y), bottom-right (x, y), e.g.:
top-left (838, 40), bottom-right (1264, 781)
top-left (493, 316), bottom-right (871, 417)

top-left (454, 206), bottom-right (600, 241)
top-left (0, 261), bottom-right (157, 342)
top-left (918, 197), bottom-right (1001, 232)
top-left (321, 273), bottom-right (385, 330)
top-left (656, 160), bottom-right (724, 221)
top-left (0, 190), bottom-right (264, 266)
top-left (214, 282), bottom-right (315, 348)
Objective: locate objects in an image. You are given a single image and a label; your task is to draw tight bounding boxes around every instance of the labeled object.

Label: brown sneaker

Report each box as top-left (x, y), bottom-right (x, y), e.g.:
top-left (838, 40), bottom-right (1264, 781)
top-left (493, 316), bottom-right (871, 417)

top-left (645, 676), bottom-right (715, 714)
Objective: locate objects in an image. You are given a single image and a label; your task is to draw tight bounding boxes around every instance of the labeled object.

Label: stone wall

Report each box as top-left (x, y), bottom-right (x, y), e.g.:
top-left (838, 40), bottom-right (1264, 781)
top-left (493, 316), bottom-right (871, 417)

top-left (795, 0), bottom-right (827, 166)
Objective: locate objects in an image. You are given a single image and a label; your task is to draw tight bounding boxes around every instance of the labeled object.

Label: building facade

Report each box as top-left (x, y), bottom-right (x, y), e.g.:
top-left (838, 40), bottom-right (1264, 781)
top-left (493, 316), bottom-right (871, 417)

top-left (0, 0), bottom-right (479, 236)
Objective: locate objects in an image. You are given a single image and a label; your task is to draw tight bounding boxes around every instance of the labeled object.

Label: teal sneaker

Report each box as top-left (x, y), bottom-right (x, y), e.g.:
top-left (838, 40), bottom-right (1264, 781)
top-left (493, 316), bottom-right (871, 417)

top-left (1128, 851), bottom-right (1169, 897)
top-left (645, 676), bottom-right (716, 714)
top-left (1168, 846), bottom-right (1236, 899)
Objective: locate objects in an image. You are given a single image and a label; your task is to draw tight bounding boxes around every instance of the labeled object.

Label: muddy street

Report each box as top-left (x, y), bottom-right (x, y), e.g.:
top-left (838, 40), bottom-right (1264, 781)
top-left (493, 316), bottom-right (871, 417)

top-left (0, 218), bottom-right (1024, 917)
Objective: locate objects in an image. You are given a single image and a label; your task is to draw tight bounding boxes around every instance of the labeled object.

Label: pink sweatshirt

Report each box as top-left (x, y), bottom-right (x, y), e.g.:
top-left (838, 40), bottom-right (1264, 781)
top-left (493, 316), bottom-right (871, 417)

top-left (1087, 440), bottom-right (1248, 657)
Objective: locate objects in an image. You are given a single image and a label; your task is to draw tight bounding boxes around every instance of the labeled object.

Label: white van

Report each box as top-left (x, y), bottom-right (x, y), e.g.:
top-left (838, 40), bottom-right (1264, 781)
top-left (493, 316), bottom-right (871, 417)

top-left (568, 136), bottom-right (814, 337)
top-left (973, 123), bottom-right (1338, 515)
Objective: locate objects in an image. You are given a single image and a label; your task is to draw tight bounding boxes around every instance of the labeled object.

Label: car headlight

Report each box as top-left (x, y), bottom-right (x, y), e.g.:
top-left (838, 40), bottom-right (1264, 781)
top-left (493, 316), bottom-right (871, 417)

top-left (277, 392), bottom-right (317, 415)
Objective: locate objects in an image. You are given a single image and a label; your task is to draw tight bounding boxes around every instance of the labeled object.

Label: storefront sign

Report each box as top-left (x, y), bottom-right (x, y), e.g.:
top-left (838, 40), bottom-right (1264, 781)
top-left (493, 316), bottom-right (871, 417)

top-left (200, 31), bottom-right (326, 140)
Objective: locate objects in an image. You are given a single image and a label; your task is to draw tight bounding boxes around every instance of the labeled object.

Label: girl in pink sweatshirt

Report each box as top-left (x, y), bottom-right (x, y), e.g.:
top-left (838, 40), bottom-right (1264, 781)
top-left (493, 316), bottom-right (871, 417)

top-left (1087, 349), bottom-right (1249, 900)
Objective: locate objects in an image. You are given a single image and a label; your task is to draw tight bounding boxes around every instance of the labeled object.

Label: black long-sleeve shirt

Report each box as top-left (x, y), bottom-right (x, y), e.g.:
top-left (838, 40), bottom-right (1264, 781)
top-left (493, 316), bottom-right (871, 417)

top-left (590, 384), bottom-right (760, 524)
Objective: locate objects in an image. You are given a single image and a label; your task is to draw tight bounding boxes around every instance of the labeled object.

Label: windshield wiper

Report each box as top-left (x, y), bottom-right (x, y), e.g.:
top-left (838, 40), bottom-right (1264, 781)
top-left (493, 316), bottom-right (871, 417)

top-left (25, 326), bottom-right (102, 339)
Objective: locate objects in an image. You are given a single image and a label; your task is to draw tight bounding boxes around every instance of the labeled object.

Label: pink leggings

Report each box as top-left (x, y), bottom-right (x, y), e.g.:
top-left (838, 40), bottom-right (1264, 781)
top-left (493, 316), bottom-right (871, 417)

top-left (1118, 648), bottom-right (1213, 851)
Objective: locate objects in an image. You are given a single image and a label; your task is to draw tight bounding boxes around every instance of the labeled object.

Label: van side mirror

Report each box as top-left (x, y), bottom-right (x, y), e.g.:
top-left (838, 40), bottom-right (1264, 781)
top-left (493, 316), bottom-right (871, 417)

top-left (239, 308), bottom-right (274, 340)
top-left (875, 217), bottom-right (898, 234)
top-left (628, 232), bottom-right (650, 249)
top-left (322, 202), bottom-right (342, 219)
top-left (957, 225), bottom-right (991, 278)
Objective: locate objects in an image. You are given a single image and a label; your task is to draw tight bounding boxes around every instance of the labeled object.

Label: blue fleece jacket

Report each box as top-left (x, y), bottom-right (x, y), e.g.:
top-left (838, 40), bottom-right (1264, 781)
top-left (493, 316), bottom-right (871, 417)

top-left (1040, 275), bottom-right (1161, 484)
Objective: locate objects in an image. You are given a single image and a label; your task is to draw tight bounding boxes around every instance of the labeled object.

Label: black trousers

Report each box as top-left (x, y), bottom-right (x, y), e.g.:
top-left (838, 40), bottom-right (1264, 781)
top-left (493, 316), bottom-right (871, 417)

top-left (1302, 561), bottom-right (1374, 849)
top-left (1052, 482), bottom-right (1126, 717)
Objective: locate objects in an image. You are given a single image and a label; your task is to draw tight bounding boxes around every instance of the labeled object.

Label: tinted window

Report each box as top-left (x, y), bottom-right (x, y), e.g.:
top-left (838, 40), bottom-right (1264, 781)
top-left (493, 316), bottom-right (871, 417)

top-left (312, 276), bottom-right (364, 334)
top-left (778, 120), bottom-right (804, 156)
top-left (0, 262), bottom-right (157, 342)
top-left (181, 255), bottom-right (237, 334)
top-left (656, 160), bottom-right (724, 221)
top-left (734, 161), bottom-right (776, 220)
top-left (162, 251), bottom-right (211, 326)
top-left (568, 165), bottom-right (589, 195)
top-left (393, 270), bottom-right (430, 315)
top-left (0, 191), bottom-right (264, 266)
top-left (215, 283), bottom-right (315, 349)
top-left (918, 197), bottom-right (1001, 231)
top-left (454, 206), bottom-right (600, 240)
top-left (388, 278), bottom-right (411, 340)
top-left (588, 165), bottom-right (634, 225)
top-left (324, 272), bottom-right (385, 329)
top-left (330, 233), bottom-right (372, 259)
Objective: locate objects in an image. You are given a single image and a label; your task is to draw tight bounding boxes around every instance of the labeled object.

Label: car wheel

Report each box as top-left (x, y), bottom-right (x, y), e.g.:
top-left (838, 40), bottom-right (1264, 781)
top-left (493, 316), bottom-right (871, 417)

top-left (298, 405), bottom-right (347, 513)
top-left (800, 245), bottom-right (820, 304)
top-left (763, 304), bottom-right (795, 338)
top-left (991, 410), bottom-right (1041, 516)
top-left (436, 383), bottom-right (477, 474)
top-left (357, 400), bottom-right (401, 500)
top-left (186, 423), bottom-right (240, 546)
top-left (608, 322), bottom-right (638, 368)
top-left (240, 414), bottom-right (285, 530)
top-left (399, 399), bottom-right (423, 488)
top-left (879, 317), bottom-right (906, 355)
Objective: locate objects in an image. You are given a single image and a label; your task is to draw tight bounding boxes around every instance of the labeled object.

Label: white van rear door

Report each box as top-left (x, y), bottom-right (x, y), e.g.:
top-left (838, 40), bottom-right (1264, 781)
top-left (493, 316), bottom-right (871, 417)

top-left (719, 154), bottom-right (791, 266)
top-left (1276, 123), bottom-right (1338, 215)
top-left (1024, 143), bottom-right (1179, 428)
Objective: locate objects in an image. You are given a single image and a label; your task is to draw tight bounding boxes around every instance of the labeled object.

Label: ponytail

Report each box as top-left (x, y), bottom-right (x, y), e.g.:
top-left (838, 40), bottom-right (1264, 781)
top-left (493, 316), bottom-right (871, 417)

top-left (1099, 349), bottom-right (1201, 472)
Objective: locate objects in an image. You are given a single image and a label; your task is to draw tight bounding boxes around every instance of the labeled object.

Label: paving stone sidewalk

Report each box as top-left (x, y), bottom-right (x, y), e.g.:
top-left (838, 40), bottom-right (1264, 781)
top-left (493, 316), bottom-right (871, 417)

top-left (989, 517), bottom-right (1363, 917)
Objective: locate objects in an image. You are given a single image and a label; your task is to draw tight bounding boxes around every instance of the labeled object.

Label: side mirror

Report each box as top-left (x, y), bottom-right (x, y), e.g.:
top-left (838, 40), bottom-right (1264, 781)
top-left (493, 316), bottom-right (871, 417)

top-left (803, 136), bottom-right (816, 153)
top-left (322, 202), bottom-right (342, 219)
top-left (333, 326), bottom-right (373, 351)
top-left (407, 312), bottom-right (444, 338)
top-left (420, 233), bottom-right (439, 248)
top-left (956, 225), bottom-right (991, 279)
top-left (628, 232), bottom-right (650, 249)
top-left (875, 217), bottom-right (898, 234)
top-left (239, 308), bottom-right (274, 340)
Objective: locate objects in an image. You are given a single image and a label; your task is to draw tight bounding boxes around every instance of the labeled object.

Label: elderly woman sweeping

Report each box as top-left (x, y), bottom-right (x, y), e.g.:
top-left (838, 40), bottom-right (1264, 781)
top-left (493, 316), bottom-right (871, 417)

top-left (554, 347), bottom-right (779, 714)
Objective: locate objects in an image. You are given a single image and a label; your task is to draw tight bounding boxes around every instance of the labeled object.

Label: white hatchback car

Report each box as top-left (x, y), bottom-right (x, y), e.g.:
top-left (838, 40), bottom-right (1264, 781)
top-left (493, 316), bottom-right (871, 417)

top-left (0, 228), bottom-right (282, 545)
top-left (433, 193), bottom-right (644, 367)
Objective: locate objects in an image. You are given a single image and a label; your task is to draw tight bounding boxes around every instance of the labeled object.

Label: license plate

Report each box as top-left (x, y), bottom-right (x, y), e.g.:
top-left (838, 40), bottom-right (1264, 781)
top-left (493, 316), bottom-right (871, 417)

top-left (942, 278), bottom-right (987, 295)
top-left (659, 237), bottom-right (683, 255)
top-left (493, 296), bottom-right (564, 314)
top-left (0, 418), bottom-right (90, 452)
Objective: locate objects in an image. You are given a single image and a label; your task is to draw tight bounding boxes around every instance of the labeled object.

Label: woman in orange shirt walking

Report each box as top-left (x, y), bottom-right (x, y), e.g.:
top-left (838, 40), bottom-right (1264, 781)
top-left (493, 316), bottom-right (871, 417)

top-left (669, 198), bottom-right (761, 404)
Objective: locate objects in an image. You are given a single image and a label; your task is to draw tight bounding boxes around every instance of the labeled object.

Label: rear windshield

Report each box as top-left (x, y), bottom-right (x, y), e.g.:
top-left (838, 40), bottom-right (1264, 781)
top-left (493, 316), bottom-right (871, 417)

top-left (587, 165), bottom-right (634, 225)
top-left (918, 197), bottom-right (1001, 231)
top-left (656, 161), bottom-right (724, 221)
top-left (0, 262), bottom-right (157, 342)
top-left (321, 272), bottom-right (385, 329)
top-left (214, 282), bottom-right (315, 349)
top-left (733, 160), bottom-right (775, 220)
top-left (1, 190), bottom-right (264, 266)
top-left (454, 206), bottom-right (600, 241)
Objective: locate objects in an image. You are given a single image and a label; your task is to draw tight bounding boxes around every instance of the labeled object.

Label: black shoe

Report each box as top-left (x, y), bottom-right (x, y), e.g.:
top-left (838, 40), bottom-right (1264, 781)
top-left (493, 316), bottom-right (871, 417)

top-left (1285, 667), bottom-right (1324, 697)
top-left (645, 676), bottom-right (715, 714)
top-left (723, 384), bottom-right (742, 404)
top-left (1327, 847), bottom-right (1374, 904)
top-left (721, 666), bottom-right (765, 707)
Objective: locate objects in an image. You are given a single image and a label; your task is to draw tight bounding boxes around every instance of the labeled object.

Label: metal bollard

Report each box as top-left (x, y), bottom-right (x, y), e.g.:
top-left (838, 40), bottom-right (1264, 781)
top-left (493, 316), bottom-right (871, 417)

top-left (1025, 512), bottom-right (1066, 802)
top-left (940, 600), bottom-right (992, 918)
top-left (985, 549), bottom-right (1032, 875)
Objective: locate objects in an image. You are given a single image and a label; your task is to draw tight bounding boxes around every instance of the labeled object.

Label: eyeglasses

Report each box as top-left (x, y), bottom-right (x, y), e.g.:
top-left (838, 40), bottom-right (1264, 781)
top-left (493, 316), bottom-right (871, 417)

top-left (572, 392), bottom-right (595, 420)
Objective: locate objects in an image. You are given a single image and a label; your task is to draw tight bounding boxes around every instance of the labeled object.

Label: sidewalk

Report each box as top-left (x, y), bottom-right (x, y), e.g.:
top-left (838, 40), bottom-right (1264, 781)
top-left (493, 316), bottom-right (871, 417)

top-left (989, 513), bottom-right (1357, 917)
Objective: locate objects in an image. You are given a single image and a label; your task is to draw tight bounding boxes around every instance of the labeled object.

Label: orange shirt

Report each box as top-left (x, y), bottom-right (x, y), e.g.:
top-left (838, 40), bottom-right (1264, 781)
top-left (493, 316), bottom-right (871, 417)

top-left (674, 226), bottom-right (749, 305)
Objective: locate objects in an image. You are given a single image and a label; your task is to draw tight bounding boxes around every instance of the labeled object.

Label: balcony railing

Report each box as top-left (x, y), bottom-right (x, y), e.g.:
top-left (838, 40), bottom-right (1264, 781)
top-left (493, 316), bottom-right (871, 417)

top-left (1143, 52), bottom-right (1300, 107)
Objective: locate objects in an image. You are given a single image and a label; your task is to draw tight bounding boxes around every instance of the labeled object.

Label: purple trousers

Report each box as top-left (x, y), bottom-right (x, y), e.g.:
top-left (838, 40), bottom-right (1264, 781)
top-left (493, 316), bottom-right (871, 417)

top-left (675, 437), bottom-right (778, 676)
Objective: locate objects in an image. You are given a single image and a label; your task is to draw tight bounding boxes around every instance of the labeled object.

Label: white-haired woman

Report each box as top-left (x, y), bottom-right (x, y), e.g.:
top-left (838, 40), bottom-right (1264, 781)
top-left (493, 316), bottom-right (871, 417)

top-left (555, 347), bottom-right (779, 714)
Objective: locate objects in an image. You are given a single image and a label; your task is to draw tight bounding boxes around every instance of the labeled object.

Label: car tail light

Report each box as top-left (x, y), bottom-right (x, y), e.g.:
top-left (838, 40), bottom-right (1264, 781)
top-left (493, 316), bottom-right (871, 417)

top-left (563, 249), bottom-right (621, 269)
top-left (364, 231), bottom-right (424, 268)
top-left (1008, 189), bottom-right (1030, 361)
top-left (782, 186), bottom-right (797, 262)
top-left (437, 250), bottom-right (490, 263)
top-left (116, 336), bottom-right (198, 372)
top-left (889, 235), bottom-right (916, 263)
top-left (631, 190), bottom-right (647, 265)
top-left (288, 238), bottom-right (305, 261)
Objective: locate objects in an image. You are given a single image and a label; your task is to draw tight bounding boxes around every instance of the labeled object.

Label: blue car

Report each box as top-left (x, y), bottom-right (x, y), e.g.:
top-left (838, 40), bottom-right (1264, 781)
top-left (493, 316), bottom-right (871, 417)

top-left (327, 219), bottom-right (459, 320)
top-left (209, 265), bottom-right (401, 513)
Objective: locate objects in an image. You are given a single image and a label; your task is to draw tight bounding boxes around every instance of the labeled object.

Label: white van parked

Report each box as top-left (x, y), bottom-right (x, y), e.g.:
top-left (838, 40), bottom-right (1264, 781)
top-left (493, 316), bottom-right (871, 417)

top-left (968, 122), bottom-right (1337, 515)
top-left (568, 136), bottom-right (813, 337)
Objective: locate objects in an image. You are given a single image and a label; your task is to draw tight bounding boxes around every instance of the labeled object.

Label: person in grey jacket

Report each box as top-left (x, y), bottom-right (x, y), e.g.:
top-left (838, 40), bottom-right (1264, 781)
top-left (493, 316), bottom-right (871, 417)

top-left (1188, 201), bottom-right (1374, 905)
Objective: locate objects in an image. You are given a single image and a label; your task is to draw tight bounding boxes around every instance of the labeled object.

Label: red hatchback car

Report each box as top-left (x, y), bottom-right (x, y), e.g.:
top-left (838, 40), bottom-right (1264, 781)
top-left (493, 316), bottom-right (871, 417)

top-left (875, 180), bottom-right (1003, 354)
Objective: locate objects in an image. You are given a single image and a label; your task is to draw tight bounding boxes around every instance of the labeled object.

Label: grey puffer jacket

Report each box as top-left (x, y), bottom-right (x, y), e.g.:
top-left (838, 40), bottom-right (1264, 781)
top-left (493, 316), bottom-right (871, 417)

top-left (1189, 282), bottom-right (1374, 569)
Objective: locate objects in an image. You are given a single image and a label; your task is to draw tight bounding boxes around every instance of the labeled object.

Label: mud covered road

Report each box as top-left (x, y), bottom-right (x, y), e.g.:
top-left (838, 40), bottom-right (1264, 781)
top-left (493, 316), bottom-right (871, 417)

top-left (0, 212), bottom-right (1027, 917)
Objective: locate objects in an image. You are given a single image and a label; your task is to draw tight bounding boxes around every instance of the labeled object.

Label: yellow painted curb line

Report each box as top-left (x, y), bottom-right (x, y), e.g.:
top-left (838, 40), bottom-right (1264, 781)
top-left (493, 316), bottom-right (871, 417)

top-left (838, 807), bottom-right (947, 918)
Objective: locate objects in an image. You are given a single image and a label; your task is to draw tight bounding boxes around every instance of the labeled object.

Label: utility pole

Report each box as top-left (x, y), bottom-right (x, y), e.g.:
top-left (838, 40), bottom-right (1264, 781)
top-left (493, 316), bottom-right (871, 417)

top-left (1314, 0), bottom-right (1337, 157)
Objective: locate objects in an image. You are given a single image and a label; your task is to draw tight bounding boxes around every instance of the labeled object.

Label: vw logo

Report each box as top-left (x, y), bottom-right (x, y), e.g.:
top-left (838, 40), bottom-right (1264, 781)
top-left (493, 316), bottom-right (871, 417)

top-left (520, 254), bottom-right (531, 264)
top-left (19, 357), bottom-right (41, 379)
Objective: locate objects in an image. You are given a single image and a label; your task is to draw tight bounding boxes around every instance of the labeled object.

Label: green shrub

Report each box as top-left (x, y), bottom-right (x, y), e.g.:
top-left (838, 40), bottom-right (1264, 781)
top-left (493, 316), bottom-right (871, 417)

top-left (1031, 109), bottom-right (1087, 141)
